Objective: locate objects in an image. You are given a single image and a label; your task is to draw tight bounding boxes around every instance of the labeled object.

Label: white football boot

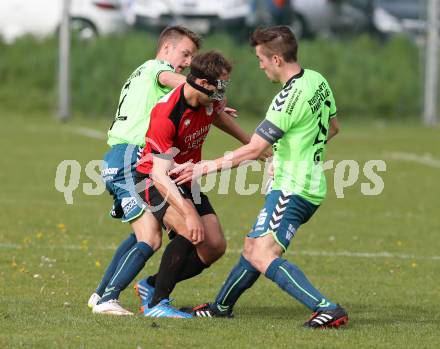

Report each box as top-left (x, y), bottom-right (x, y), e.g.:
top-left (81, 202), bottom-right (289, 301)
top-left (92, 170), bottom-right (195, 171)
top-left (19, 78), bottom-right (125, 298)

top-left (87, 293), bottom-right (101, 309)
top-left (92, 299), bottom-right (133, 316)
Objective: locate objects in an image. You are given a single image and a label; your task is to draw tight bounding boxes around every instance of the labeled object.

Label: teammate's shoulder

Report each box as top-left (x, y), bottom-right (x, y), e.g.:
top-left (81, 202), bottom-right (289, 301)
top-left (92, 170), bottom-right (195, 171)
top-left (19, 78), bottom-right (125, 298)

top-left (149, 59), bottom-right (174, 70)
top-left (156, 85), bottom-right (182, 105)
top-left (303, 68), bottom-right (325, 79)
top-left (303, 69), bottom-right (331, 85)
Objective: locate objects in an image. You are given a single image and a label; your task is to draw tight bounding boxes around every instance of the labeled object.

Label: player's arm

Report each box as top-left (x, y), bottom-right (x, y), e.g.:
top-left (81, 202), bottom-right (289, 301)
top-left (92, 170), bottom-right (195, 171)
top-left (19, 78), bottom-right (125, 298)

top-left (172, 132), bottom-right (271, 184)
top-left (151, 155), bottom-right (204, 243)
top-left (327, 116), bottom-right (339, 143)
top-left (157, 71), bottom-right (186, 89)
top-left (213, 111), bottom-right (273, 160)
top-left (211, 132), bottom-right (271, 168)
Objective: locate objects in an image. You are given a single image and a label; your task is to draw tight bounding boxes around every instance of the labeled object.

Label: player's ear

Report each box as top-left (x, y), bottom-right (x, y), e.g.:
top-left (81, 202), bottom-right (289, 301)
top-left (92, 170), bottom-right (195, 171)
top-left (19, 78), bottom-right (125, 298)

top-left (273, 55), bottom-right (282, 67)
top-left (162, 41), bottom-right (171, 54)
top-left (199, 78), bottom-right (209, 88)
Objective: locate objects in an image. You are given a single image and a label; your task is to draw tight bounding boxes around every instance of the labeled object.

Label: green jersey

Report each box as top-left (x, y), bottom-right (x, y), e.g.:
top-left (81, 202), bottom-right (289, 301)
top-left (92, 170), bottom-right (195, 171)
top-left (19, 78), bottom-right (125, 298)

top-left (256, 69), bottom-right (337, 205)
top-left (107, 59), bottom-right (175, 147)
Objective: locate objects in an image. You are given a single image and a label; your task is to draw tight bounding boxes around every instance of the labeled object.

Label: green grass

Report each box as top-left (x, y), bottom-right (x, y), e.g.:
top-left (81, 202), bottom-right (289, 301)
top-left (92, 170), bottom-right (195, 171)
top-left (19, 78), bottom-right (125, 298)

top-left (0, 113), bottom-right (439, 348)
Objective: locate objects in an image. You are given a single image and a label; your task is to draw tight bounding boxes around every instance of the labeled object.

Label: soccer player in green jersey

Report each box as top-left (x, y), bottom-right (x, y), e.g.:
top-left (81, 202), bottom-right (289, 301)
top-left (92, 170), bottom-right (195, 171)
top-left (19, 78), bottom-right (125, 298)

top-left (174, 26), bottom-right (348, 328)
top-left (90, 26), bottom-right (251, 315)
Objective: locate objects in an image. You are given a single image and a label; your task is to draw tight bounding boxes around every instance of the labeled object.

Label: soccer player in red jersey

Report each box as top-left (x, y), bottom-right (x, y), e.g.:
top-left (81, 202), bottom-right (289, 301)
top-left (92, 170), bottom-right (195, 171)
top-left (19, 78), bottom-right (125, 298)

top-left (134, 51), bottom-right (238, 317)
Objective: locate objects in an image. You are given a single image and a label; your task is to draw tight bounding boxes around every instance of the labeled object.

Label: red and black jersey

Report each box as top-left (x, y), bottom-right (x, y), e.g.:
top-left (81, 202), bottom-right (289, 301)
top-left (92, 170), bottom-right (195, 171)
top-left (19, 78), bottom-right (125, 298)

top-left (136, 84), bottom-right (222, 182)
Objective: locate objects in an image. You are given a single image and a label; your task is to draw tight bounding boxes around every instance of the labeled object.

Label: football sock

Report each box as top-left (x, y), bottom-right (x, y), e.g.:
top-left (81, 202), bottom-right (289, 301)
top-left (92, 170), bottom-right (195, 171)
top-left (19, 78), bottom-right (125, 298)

top-left (265, 258), bottom-right (336, 311)
top-left (176, 248), bottom-right (209, 281)
top-left (149, 235), bottom-right (194, 307)
top-left (100, 241), bottom-right (154, 302)
top-left (212, 255), bottom-right (260, 314)
top-left (95, 233), bottom-right (137, 296)
top-left (147, 249), bottom-right (208, 287)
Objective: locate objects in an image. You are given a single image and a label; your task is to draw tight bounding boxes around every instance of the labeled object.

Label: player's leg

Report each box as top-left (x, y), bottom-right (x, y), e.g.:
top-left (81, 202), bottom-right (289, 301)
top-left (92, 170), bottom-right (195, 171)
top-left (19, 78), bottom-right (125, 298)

top-left (147, 203), bottom-right (197, 306)
top-left (190, 191), bottom-right (285, 318)
top-left (136, 204), bottom-right (193, 318)
top-left (139, 193), bottom-right (225, 309)
top-left (88, 144), bottom-right (140, 308)
top-left (177, 213), bottom-right (226, 281)
top-left (93, 211), bottom-right (162, 315)
top-left (129, 181), bottom-right (194, 318)
top-left (93, 164), bottom-right (163, 315)
top-left (146, 196), bottom-right (226, 284)
top-left (244, 193), bottom-right (348, 328)
top-left (95, 232), bottom-right (137, 299)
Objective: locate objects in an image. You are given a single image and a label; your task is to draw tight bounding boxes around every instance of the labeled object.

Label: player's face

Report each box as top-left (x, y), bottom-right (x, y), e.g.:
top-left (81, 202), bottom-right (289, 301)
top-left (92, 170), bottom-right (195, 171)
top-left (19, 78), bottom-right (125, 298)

top-left (198, 71), bottom-right (230, 106)
top-left (167, 37), bottom-right (197, 73)
top-left (255, 45), bottom-right (279, 83)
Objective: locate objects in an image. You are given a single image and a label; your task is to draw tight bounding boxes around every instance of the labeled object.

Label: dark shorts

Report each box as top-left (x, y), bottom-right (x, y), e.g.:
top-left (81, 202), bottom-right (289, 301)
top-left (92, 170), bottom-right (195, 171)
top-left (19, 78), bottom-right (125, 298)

top-left (135, 171), bottom-right (216, 226)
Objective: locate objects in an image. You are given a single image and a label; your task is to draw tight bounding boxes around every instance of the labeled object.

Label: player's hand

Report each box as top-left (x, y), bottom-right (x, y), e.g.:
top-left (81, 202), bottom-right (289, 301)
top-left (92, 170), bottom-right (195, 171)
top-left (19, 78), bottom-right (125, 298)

top-left (168, 161), bottom-right (193, 176)
top-left (259, 149), bottom-right (272, 161)
top-left (173, 163), bottom-right (205, 185)
top-left (215, 97), bottom-right (238, 118)
top-left (173, 167), bottom-right (195, 185)
top-left (185, 211), bottom-right (204, 244)
top-left (267, 161), bottom-right (274, 177)
top-left (169, 161), bottom-right (196, 185)
top-left (170, 161), bottom-right (206, 185)
top-left (223, 106), bottom-right (238, 118)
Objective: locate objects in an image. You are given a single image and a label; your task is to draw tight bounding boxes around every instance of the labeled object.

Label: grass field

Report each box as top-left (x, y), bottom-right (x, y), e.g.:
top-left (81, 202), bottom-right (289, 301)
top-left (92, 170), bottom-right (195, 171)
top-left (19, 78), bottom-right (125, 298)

top-left (1, 113), bottom-right (439, 348)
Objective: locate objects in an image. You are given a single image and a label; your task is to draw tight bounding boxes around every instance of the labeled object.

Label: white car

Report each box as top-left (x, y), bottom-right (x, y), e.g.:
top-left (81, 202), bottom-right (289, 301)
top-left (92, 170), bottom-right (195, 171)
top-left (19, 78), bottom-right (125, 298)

top-left (291, 0), bottom-right (368, 38)
top-left (125, 0), bottom-right (253, 34)
top-left (371, 0), bottom-right (425, 37)
top-left (0, 0), bottom-right (128, 43)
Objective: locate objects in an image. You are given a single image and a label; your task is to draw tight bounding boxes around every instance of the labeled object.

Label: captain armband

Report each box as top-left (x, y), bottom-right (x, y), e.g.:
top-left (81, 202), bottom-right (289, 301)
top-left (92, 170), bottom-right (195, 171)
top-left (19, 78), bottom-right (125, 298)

top-left (255, 119), bottom-right (284, 145)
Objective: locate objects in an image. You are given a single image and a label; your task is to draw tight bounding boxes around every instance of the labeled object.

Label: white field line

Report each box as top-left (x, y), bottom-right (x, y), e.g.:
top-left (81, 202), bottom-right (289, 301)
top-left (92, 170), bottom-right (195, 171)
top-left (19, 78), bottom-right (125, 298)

top-left (70, 127), bottom-right (106, 140)
top-left (383, 151), bottom-right (440, 169)
top-left (1, 243), bottom-right (439, 261)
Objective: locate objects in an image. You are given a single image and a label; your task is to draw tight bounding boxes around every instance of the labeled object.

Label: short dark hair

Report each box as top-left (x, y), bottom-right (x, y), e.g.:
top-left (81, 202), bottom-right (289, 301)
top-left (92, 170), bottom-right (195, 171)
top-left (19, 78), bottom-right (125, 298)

top-left (157, 26), bottom-right (202, 51)
top-left (250, 26), bottom-right (298, 62)
top-left (188, 50), bottom-right (233, 81)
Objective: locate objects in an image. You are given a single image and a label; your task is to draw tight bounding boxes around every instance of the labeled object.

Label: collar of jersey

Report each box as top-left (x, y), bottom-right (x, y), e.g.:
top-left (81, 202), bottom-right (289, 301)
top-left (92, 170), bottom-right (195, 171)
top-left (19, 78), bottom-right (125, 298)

top-left (156, 59), bottom-right (174, 70)
top-left (284, 68), bottom-right (305, 88)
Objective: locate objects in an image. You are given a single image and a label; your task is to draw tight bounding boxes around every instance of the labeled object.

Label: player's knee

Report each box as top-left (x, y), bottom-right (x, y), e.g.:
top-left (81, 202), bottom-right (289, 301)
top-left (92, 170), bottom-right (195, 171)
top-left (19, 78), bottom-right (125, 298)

top-left (200, 238), bottom-right (226, 264)
top-left (212, 236), bottom-right (227, 260)
top-left (244, 252), bottom-right (264, 273)
top-left (149, 234), bottom-right (162, 251)
top-left (243, 241), bottom-right (258, 267)
top-left (243, 239), bottom-right (269, 273)
top-left (242, 238), bottom-right (252, 259)
top-left (135, 228), bottom-right (162, 251)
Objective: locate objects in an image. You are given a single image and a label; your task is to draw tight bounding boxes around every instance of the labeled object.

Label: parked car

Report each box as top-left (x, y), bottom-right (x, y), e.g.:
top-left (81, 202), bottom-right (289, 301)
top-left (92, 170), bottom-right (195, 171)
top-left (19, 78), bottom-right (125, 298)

top-left (70, 0), bottom-right (129, 39)
top-left (370, 0), bottom-right (425, 38)
top-left (289, 0), bottom-right (369, 38)
top-left (124, 0), bottom-right (253, 34)
top-left (0, 0), bottom-right (128, 43)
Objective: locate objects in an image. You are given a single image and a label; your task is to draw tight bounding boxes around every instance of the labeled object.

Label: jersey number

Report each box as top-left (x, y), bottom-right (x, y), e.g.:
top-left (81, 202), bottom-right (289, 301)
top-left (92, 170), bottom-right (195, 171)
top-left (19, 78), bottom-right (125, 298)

top-left (109, 80), bottom-right (131, 130)
top-left (312, 100), bottom-right (331, 163)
